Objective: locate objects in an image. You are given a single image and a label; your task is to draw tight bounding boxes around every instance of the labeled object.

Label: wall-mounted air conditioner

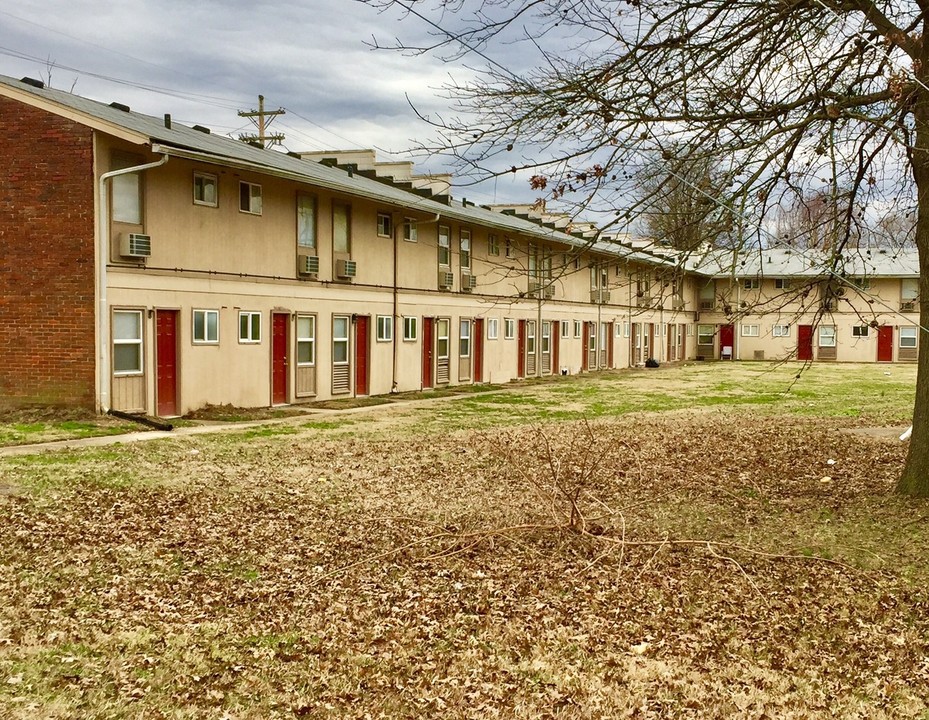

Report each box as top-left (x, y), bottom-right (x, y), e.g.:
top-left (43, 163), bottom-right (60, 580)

top-left (120, 233), bottom-right (151, 258)
top-left (543, 286), bottom-right (555, 299)
top-left (461, 273), bottom-right (477, 290)
top-left (298, 254), bottom-right (319, 275)
top-left (901, 300), bottom-right (916, 311)
top-left (336, 259), bottom-right (357, 279)
top-left (438, 270), bottom-right (454, 289)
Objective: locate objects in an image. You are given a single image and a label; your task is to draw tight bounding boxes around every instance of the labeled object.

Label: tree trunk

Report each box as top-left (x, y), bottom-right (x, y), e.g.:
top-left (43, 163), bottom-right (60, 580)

top-left (897, 78), bottom-right (929, 496)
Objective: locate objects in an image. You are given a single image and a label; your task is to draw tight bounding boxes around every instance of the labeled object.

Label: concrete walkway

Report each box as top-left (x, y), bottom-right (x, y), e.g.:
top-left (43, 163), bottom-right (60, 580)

top-left (0, 390), bottom-right (495, 458)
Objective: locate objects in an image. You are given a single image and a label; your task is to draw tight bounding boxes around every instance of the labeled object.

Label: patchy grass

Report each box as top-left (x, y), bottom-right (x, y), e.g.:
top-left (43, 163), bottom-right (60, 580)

top-left (0, 363), bottom-right (925, 718)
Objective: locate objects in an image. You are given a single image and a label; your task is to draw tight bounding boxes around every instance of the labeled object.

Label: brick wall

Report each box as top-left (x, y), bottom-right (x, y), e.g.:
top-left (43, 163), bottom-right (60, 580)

top-left (0, 95), bottom-right (96, 410)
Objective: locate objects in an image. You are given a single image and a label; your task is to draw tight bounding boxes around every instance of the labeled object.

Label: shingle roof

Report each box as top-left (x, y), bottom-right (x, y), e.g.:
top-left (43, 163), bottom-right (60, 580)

top-left (688, 246), bottom-right (918, 279)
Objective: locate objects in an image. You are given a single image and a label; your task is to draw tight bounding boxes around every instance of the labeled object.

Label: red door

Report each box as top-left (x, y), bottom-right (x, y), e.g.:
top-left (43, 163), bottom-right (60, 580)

top-left (582, 321), bottom-right (591, 370)
top-left (473, 318), bottom-right (484, 383)
top-left (272, 313), bottom-right (288, 405)
top-left (422, 317), bottom-right (434, 389)
top-left (518, 320), bottom-right (527, 377)
top-left (798, 325), bottom-right (814, 361)
top-left (355, 315), bottom-right (369, 396)
top-left (719, 324), bottom-right (734, 360)
top-left (156, 310), bottom-right (178, 416)
top-left (552, 324), bottom-right (560, 374)
top-left (878, 325), bottom-right (893, 362)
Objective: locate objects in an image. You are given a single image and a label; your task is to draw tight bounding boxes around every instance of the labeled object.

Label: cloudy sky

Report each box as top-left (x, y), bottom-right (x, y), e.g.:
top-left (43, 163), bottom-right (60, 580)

top-left (0, 0), bottom-right (536, 205)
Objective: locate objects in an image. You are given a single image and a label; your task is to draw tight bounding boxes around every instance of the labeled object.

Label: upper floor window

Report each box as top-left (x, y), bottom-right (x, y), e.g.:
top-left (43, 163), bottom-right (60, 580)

top-left (775, 278), bottom-right (792, 290)
top-left (239, 182), bottom-right (262, 215)
top-left (438, 225), bottom-right (451, 266)
top-left (743, 278), bottom-right (760, 290)
top-left (111, 153), bottom-right (143, 224)
top-left (193, 172), bottom-right (218, 207)
top-left (505, 238), bottom-right (515, 258)
top-left (902, 278), bottom-right (919, 302)
top-left (297, 194), bottom-right (317, 249)
top-left (488, 235), bottom-right (499, 256)
top-left (377, 212), bottom-right (393, 238)
top-left (460, 230), bottom-right (472, 270)
top-left (333, 203), bottom-right (351, 253)
top-left (403, 218), bottom-right (417, 242)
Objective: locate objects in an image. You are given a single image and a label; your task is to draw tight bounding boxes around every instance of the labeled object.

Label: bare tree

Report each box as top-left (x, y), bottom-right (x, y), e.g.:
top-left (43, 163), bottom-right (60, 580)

top-left (362, 0), bottom-right (929, 496)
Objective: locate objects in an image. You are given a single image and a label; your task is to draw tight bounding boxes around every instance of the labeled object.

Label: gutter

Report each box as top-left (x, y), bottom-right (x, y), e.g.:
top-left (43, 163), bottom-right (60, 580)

top-left (97, 154), bottom-right (169, 413)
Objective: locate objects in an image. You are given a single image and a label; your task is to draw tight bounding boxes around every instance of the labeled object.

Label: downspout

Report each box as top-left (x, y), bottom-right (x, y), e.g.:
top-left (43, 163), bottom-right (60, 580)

top-left (391, 217), bottom-right (400, 393)
top-left (97, 154), bottom-right (169, 413)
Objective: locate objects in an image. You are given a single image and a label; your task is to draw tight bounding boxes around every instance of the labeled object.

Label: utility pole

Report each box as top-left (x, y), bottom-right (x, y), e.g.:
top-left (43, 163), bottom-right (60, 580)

top-left (238, 95), bottom-right (285, 148)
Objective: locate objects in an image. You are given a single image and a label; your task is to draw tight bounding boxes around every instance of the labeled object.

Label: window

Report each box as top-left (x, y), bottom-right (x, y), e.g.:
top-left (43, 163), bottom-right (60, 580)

top-left (851, 277), bottom-right (871, 290)
top-left (741, 324), bottom-right (760, 337)
top-left (438, 225), bottom-right (451, 266)
top-left (111, 154), bottom-right (142, 224)
top-left (623, 323), bottom-right (630, 338)
top-left (900, 326), bottom-right (918, 348)
top-left (775, 278), bottom-right (792, 290)
top-left (504, 318), bottom-right (516, 340)
top-left (238, 311), bottom-right (261, 343)
top-left (818, 326), bottom-right (836, 347)
top-left (697, 324), bottom-right (715, 346)
top-left (743, 278), bottom-right (760, 290)
top-left (333, 203), bottom-right (351, 253)
top-left (902, 279), bottom-right (919, 305)
top-left (573, 320), bottom-right (582, 339)
top-left (377, 212), bottom-right (392, 238)
top-left (333, 316), bottom-right (350, 364)
top-left (297, 194), bottom-right (317, 249)
top-left (376, 315), bottom-right (393, 342)
top-left (488, 234), bottom-right (499, 256)
top-left (687, 324), bottom-right (694, 336)
top-left (193, 172), bottom-right (218, 207)
top-left (541, 322), bottom-right (551, 354)
top-left (852, 325), bottom-right (870, 338)
top-left (403, 316), bottom-right (417, 341)
top-left (113, 310), bottom-right (143, 375)
top-left (615, 323), bottom-right (623, 337)
top-left (772, 324), bottom-right (790, 337)
top-left (192, 309), bottom-right (219, 344)
top-left (615, 263), bottom-right (622, 278)
top-left (460, 229), bottom-right (471, 270)
top-left (437, 319), bottom-right (450, 360)
top-left (296, 315), bottom-right (316, 365)
top-left (403, 218), bottom-right (417, 242)
top-left (505, 238), bottom-right (515, 258)
top-left (459, 319), bottom-right (471, 357)
top-left (487, 318), bottom-right (499, 340)
top-left (527, 321), bottom-right (536, 355)
top-left (561, 320), bottom-right (570, 339)
top-left (239, 181), bottom-right (262, 215)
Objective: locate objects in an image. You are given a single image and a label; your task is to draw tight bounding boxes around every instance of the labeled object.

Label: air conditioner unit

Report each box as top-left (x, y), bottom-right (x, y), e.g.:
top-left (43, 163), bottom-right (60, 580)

top-left (601, 291), bottom-right (611, 303)
top-left (528, 282), bottom-right (542, 298)
top-left (673, 299), bottom-right (685, 310)
top-left (461, 273), bottom-right (477, 290)
top-left (298, 254), bottom-right (319, 275)
top-left (636, 295), bottom-right (651, 307)
top-left (120, 233), bottom-right (151, 258)
top-left (699, 300), bottom-right (715, 310)
top-left (590, 290), bottom-right (600, 304)
top-left (438, 270), bottom-right (454, 289)
top-left (336, 259), bottom-right (357, 279)
top-left (901, 300), bottom-right (916, 311)
top-left (543, 286), bottom-right (555, 299)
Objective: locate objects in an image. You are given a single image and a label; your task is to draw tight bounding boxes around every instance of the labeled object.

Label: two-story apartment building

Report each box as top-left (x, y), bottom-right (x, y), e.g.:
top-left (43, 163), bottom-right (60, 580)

top-left (0, 74), bottom-right (920, 417)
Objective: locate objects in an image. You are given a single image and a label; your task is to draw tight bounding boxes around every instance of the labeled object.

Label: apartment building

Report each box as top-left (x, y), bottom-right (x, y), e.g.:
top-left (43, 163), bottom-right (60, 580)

top-left (0, 74), bottom-right (919, 417)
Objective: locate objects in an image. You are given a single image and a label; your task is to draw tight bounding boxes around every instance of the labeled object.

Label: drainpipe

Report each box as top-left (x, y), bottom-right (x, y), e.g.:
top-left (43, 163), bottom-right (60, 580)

top-left (391, 216), bottom-right (400, 393)
top-left (97, 154), bottom-right (169, 413)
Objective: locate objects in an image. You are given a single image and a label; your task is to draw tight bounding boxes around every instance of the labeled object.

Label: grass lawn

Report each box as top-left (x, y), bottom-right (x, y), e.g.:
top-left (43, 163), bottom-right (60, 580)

top-left (1, 362), bottom-right (927, 718)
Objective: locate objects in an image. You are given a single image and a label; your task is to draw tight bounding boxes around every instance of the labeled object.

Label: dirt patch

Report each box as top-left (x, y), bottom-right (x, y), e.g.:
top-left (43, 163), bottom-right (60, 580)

top-left (181, 403), bottom-right (309, 421)
top-left (844, 426), bottom-right (911, 441)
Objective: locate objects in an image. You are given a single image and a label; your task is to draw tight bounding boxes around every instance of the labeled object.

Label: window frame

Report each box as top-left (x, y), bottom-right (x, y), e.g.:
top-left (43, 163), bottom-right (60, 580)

top-left (376, 212), bottom-right (393, 239)
top-left (504, 237), bottom-right (515, 258)
top-left (332, 203), bottom-right (352, 254)
top-left (459, 319), bottom-right (472, 357)
top-left (488, 234), bottom-right (499, 256)
top-left (504, 318), bottom-right (516, 340)
top-left (460, 229), bottom-right (472, 270)
top-left (238, 311), bottom-right (262, 344)
top-left (297, 193), bottom-right (317, 250)
top-left (376, 315), bottom-right (394, 342)
top-left (487, 318), bottom-right (499, 340)
top-left (900, 326), bottom-right (918, 348)
top-left (772, 324), bottom-right (790, 337)
top-left (438, 225), bottom-right (451, 266)
top-left (697, 324), bottom-right (715, 346)
top-left (741, 324), bottom-right (760, 337)
top-left (193, 171), bottom-right (218, 208)
top-left (239, 181), bottom-right (262, 215)
top-left (560, 320), bottom-right (570, 339)
top-left (403, 316), bottom-right (418, 342)
top-left (192, 308), bottom-right (219, 345)
top-left (402, 218), bottom-right (418, 242)
top-left (333, 315), bottom-right (350, 364)
top-left (818, 326), bottom-right (837, 348)
top-left (573, 320), bottom-right (582, 339)
top-left (743, 278), bottom-right (760, 290)
top-left (852, 325), bottom-right (870, 338)
top-left (113, 309), bottom-right (143, 376)
top-left (296, 314), bottom-right (316, 366)
top-left (436, 318), bottom-right (450, 360)
top-left (775, 278), bottom-right (792, 290)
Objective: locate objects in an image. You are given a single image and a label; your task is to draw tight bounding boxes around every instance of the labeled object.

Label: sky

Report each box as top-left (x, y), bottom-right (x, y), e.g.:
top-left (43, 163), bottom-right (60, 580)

top-left (0, 0), bottom-right (536, 206)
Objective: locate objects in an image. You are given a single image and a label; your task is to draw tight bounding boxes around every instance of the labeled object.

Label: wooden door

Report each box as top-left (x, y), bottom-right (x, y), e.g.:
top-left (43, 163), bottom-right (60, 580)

top-left (719, 324), bottom-right (734, 360)
top-left (878, 325), bottom-right (893, 362)
top-left (271, 313), bottom-right (288, 405)
top-left (798, 324), bottom-right (813, 361)
top-left (422, 317), bottom-right (434, 388)
top-left (518, 319), bottom-right (526, 377)
top-left (155, 310), bottom-right (178, 416)
top-left (473, 318), bottom-right (484, 383)
top-left (355, 315), bottom-right (369, 396)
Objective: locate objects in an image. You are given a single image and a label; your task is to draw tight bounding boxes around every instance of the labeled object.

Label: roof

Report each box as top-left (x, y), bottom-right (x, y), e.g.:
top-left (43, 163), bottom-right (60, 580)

top-left (688, 246), bottom-right (919, 279)
top-left (0, 73), bottom-right (670, 268)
